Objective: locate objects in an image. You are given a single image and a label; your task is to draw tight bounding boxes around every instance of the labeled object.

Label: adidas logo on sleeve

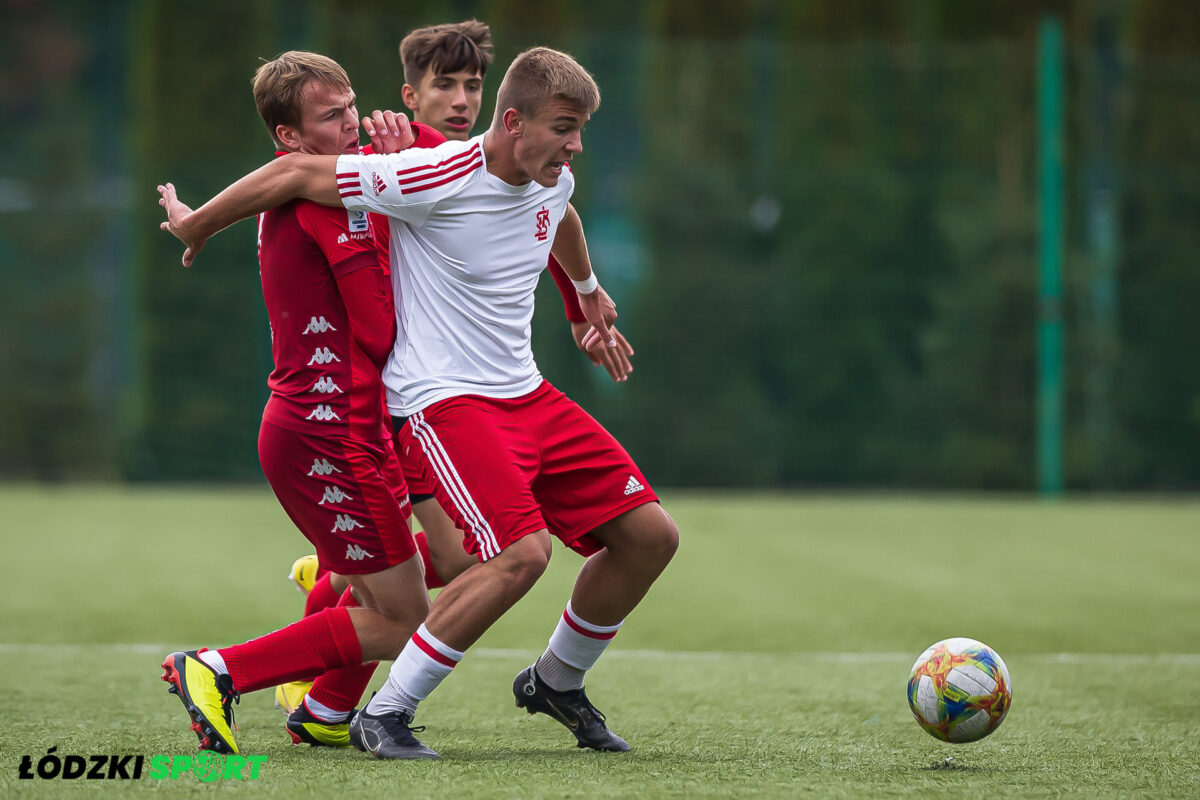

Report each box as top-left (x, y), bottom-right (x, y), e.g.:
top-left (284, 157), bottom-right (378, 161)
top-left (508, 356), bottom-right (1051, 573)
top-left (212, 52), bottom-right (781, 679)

top-left (623, 476), bottom-right (645, 496)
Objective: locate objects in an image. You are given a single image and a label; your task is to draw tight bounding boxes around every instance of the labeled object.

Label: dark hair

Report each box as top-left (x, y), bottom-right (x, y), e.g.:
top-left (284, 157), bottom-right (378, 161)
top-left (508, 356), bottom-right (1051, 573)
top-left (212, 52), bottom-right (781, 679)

top-left (399, 19), bottom-right (494, 86)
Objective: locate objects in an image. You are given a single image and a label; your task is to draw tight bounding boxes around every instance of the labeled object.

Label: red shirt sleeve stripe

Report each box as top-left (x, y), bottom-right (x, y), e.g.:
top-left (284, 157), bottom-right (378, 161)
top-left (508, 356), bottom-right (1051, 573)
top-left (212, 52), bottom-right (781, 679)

top-left (398, 155), bottom-right (482, 196)
top-left (395, 143), bottom-right (480, 181)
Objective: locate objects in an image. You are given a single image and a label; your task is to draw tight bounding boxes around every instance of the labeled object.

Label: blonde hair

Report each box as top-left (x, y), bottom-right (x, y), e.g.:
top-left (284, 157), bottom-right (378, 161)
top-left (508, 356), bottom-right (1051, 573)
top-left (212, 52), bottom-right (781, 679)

top-left (252, 51), bottom-right (351, 148)
top-left (493, 47), bottom-right (600, 122)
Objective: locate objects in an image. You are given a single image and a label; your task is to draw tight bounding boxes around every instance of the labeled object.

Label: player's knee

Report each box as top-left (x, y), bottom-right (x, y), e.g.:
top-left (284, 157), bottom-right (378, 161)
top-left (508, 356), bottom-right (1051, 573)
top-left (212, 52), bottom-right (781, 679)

top-left (646, 512), bottom-right (679, 567)
top-left (502, 531), bottom-right (553, 588)
top-left (329, 572), bottom-right (349, 595)
top-left (623, 504), bottom-right (678, 564)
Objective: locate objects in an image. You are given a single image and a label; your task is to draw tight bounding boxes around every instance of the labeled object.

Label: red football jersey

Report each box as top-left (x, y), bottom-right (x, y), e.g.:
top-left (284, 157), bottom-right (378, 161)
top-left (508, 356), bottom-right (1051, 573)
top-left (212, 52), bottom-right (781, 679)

top-left (258, 188), bottom-right (392, 441)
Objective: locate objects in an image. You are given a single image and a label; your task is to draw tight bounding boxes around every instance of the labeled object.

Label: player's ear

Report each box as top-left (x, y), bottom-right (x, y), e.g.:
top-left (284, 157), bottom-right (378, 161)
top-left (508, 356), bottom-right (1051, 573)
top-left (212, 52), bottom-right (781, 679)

top-left (502, 107), bottom-right (523, 137)
top-left (401, 84), bottom-right (419, 113)
top-left (275, 124), bottom-right (301, 150)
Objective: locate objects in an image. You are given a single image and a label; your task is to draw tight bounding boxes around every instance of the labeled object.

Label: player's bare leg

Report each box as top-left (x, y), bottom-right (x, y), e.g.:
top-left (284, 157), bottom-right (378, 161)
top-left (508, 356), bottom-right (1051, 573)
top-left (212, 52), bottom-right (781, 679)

top-left (281, 507), bottom-right (470, 735)
top-left (515, 502), bottom-right (678, 751)
top-left (164, 555), bottom-right (429, 754)
top-left (350, 532), bottom-right (552, 759)
top-left (568, 502), bottom-right (679, 625)
top-left (411, 497), bottom-right (477, 585)
top-left (285, 556), bottom-right (430, 748)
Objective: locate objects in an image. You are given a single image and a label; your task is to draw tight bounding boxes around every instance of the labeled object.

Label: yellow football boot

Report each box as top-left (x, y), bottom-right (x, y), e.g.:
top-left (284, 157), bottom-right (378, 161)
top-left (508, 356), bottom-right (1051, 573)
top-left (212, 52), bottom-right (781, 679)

top-left (161, 650), bottom-right (240, 754)
top-left (286, 703), bottom-right (354, 747)
top-left (274, 680), bottom-right (313, 714)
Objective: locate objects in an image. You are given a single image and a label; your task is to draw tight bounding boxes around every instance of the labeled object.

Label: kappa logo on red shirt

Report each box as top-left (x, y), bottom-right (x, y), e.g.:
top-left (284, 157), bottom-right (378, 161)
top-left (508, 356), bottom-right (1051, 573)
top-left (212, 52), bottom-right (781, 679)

top-left (534, 206), bottom-right (551, 241)
top-left (371, 171), bottom-right (386, 196)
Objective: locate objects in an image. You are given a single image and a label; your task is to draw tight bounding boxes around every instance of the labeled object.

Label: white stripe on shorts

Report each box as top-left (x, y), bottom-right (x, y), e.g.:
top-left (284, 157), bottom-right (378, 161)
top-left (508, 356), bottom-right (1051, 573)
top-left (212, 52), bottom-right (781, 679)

top-left (410, 411), bottom-right (501, 559)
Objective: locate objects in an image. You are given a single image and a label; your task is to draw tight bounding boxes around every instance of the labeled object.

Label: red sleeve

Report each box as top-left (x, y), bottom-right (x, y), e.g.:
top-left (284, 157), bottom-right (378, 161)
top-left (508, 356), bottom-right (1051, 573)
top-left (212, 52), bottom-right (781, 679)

top-left (336, 266), bottom-right (396, 369)
top-left (547, 254), bottom-right (586, 323)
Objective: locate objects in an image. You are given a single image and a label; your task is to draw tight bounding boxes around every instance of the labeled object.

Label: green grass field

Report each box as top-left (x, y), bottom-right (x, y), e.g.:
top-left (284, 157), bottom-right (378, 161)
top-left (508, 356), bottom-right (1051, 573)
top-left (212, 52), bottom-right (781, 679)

top-left (1, 485), bottom-right (1197, 797)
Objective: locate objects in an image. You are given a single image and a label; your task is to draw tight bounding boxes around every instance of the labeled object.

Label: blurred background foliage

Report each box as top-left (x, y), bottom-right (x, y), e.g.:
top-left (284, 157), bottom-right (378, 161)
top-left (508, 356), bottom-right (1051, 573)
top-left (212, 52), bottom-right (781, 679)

top-left (0, 0), bottom-right (1197, 489)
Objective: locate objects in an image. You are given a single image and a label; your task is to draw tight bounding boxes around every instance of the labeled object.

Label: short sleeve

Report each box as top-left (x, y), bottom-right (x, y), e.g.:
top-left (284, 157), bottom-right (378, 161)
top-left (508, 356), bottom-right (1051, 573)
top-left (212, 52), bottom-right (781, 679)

top-left (336, 140), bottom-right (484, 222)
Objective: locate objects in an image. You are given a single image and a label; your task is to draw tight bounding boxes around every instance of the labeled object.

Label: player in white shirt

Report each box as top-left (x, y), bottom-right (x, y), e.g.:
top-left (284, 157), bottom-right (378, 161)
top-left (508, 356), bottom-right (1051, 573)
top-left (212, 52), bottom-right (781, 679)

top-left (158, 46), bottom-right (679, 759)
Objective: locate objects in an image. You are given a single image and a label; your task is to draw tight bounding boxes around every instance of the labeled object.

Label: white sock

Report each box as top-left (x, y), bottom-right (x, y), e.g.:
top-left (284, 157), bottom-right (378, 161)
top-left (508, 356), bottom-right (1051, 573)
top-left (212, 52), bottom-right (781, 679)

top-left (366, 624), bottom-right (462, 717)
top-left (197, 649), bottom-right (229, 676)
top-left (303, 695), bottom-right (349, 723)
top-left (536, 601), bottom-right (622, 691)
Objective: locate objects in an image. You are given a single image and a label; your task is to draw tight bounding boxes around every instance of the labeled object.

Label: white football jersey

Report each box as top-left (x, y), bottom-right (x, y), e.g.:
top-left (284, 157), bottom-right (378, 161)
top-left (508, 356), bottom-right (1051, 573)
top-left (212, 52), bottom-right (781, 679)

top-left (336, 135), bottom-right (573, 416)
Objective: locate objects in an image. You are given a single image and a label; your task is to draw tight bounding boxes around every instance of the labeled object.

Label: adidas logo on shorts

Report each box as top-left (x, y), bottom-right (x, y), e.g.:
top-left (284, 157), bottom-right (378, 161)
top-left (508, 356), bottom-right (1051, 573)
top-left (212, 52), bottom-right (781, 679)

top-left (623, 475), bottom-right (645, 496)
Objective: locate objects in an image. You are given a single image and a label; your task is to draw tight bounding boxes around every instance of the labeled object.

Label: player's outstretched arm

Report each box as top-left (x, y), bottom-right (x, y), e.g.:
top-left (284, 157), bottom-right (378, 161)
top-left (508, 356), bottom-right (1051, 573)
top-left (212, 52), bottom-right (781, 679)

top-left (551, 203), bottom-right (617, 348)
top-left (157, 154), bottom-right (341, 266)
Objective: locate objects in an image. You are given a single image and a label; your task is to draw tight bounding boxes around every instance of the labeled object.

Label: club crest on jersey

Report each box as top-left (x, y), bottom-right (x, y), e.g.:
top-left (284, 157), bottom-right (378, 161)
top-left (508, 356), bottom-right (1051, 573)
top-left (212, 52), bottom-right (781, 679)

top-left (535, 206), bottom-right (551, 241)
top-left (371, 171), bottom-right (386, 196)
top-left (347, 209), bottom-right (369, 232)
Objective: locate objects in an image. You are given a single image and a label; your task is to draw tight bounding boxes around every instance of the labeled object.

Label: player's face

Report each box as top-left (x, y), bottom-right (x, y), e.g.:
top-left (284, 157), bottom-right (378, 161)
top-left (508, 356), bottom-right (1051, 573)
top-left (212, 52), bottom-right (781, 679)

top-left (292, 81), bottom-right (361, 156)
top-left (403, 68), bottom-right (483, 141)
top-left (513, 99), bottom-right (588, 188)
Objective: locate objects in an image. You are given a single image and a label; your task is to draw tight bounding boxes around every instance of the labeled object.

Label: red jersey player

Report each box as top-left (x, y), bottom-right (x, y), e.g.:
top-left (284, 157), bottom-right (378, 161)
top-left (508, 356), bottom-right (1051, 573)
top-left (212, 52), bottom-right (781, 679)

top-left (158, 52), bottom-right (437, 757)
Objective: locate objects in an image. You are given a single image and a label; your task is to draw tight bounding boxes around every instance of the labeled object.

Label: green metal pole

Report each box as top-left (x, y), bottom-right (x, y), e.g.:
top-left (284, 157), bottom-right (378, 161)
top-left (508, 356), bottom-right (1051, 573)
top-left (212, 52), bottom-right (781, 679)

top-left (1037, 16), bottom-right (1065, 496)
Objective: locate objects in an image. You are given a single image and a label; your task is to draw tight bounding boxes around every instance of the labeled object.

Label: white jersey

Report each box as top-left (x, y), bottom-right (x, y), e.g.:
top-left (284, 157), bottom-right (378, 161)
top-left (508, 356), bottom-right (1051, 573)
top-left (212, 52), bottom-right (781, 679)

top-left (336, 135), bottom-right (573, 416)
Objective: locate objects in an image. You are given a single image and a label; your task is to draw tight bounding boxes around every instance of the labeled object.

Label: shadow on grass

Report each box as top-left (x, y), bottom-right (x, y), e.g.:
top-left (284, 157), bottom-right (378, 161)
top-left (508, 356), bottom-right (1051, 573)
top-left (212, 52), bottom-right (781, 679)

top-left (922, 756), bottom-right (1001, 772)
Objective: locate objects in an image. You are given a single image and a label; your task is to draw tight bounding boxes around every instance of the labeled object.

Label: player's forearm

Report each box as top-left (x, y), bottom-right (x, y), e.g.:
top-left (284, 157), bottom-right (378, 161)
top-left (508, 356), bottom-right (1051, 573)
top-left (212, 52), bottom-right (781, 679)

top-left (550, 203), bottom-right (594, 282)
top-left (181, 154), bottom-right (342, 241)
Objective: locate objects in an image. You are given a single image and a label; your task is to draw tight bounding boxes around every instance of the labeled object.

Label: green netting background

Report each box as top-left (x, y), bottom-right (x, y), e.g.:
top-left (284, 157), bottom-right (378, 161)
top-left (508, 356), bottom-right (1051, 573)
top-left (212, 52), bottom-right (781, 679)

top-left (1, 0), bottom-right (1197, 489)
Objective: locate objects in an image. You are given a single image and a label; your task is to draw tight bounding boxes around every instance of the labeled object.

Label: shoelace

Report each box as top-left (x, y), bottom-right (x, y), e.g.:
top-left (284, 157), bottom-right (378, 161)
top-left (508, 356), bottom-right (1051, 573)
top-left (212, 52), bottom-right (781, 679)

top-left (215, 675), bottom-right (242, 729)
top-left (373, 711), bottom-right (425, 738)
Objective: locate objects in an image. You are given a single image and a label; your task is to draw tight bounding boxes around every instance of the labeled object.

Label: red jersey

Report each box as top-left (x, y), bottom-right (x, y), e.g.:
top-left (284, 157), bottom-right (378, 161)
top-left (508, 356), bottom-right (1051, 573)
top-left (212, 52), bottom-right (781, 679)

top-left (257, 126), bottom-right (447, 440)
top-left (258, 170), bottom-right (393, 441)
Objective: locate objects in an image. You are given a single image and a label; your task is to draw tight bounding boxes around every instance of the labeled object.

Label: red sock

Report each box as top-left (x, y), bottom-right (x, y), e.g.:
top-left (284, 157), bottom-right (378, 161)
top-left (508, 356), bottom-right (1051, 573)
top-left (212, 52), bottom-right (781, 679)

top-left (305, 587), bottom-right (377, 713)
top-left (307, 661), bottom-right (379, 714)
top-left (305, 571), bottom-right (341, 616)
top-left (415, 530), bottom-right (447, 590)
top-left (219, 605), bottom-right (362, 694)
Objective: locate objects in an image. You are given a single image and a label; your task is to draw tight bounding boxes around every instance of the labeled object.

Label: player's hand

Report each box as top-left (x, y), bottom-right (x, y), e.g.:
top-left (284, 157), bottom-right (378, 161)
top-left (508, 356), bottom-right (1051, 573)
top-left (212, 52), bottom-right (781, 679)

top-left (363, 110), bottom-right (414, 155)
top-left (157, 182), bottom-right (205, 267)
top-left (577, 284), bottom-right (618, 350)
top-left (571, 320), bottom-right (633, 382)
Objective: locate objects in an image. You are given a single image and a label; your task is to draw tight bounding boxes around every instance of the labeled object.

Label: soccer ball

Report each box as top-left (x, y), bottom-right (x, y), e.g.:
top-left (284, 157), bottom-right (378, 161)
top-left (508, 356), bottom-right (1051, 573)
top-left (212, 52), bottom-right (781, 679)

top-left (907, 637), bottom-right (1012, 743)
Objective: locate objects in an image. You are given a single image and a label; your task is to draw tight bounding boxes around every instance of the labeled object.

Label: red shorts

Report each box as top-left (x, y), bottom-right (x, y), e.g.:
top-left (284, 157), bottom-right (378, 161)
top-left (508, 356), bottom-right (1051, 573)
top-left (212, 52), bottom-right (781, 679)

top-left (392, 417), bottom-right (436, 499)
top-left (405, 381), bottom-right (658, 561)
top-left (258, 421), bottom-right (415, 575)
